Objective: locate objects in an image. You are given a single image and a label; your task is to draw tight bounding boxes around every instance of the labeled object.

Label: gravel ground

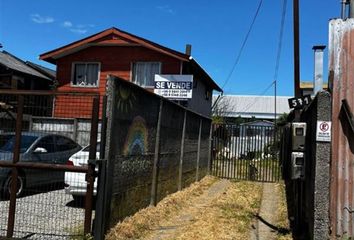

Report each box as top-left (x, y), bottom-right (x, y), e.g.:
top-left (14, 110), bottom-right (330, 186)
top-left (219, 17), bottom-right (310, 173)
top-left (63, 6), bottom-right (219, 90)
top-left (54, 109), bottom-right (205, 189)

top-left (0, 188), bottom-right (91, 239)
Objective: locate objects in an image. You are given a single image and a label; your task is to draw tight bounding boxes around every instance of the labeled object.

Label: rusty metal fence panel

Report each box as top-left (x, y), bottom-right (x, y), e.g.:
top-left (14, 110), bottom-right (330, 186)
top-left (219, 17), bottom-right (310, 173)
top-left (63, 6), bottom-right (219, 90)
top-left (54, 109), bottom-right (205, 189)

top-left (0, 90), bottom-right (99, 239)
top-left (329, 18), bottom-right (354, 238)
top-left (211, 124), bottom-right (281, 182)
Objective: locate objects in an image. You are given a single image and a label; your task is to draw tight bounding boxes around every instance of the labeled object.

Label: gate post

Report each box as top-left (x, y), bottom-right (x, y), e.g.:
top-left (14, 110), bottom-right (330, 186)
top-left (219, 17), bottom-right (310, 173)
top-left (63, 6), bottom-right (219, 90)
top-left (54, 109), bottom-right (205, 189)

top-left (93, 95), bottom-right (108, 240)
top-left (84, 96), bottom-right (100, 235)
top-left (6, 95), bottom-right (24, 238)
top-left (208, 123), bottom-right (213, 175)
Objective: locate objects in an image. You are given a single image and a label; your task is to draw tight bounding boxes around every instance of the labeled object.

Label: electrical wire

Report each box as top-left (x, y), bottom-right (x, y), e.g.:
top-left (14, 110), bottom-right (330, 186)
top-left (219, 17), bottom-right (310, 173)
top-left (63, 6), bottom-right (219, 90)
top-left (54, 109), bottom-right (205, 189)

top-left (221, 0), bottom-right (263, 90)
top-left (235, 0), bottom-right (287, 115)
top-left (237, 81), bottom-right (275, 114)
top-left (212, 0), bottom-right (263, 110)
top-left (273, 0), bottom-right (287, 86)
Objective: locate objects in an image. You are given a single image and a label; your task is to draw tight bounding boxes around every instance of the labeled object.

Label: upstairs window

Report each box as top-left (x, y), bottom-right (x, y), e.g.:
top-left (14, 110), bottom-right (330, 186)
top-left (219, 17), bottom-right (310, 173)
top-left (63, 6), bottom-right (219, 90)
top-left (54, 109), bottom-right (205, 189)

top-left (72, 63), bottom-right (100, 87)
top-left (132, 62), bottom-right (161, 87)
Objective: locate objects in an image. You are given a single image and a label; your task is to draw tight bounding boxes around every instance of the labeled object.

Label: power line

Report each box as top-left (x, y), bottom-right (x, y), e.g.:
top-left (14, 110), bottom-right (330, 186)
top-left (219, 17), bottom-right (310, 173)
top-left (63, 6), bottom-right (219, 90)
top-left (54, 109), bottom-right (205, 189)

top-left (273, 0), bottom-right (287, 86)
top-left (212, 0), bottom-right (263, 111)
top-left (221, 0), bottom-right (263, 90)
top-left (273, 0), bottom-right (287, 125)
top-left (238, 81), bottom-right (275, 114)
top-left (241, 0), bottom-right (287, 117)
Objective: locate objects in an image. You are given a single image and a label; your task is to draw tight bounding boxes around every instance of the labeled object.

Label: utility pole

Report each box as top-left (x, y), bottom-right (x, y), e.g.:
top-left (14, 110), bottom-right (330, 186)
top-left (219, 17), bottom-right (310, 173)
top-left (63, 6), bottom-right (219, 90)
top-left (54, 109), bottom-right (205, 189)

top-left (293, 0), bottom-right (300, 99)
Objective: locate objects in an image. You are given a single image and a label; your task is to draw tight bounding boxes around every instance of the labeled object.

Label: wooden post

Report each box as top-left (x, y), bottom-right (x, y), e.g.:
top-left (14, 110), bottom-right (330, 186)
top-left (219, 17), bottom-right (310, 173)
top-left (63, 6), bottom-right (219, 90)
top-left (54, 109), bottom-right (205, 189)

top-left (178, 110), bottom-right (187, 191)
top-left (196, 119), bottom-right (202, 181)
top-left (150, 98), bottom-right (163, 206)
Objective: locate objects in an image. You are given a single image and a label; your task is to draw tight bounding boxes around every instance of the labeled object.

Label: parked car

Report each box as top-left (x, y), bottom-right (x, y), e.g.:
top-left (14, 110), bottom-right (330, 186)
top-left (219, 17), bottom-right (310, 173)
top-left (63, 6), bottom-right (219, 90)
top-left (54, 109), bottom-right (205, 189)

top-left (64, 142), bottom-right (100, 202)
top-left (0, 132), bottom-right (82, 198)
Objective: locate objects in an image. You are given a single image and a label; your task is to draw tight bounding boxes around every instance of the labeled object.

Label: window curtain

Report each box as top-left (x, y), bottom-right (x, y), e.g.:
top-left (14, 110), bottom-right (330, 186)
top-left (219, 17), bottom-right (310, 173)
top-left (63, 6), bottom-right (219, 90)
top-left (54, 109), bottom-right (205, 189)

top-left (133, 62), bottom-right (161, 87)
top-left (73, 63), bottom-right (99, 86)
top-left (74, 64), bottom-right (86, 85)
top-left (86, 64), bottom-right (99, 86)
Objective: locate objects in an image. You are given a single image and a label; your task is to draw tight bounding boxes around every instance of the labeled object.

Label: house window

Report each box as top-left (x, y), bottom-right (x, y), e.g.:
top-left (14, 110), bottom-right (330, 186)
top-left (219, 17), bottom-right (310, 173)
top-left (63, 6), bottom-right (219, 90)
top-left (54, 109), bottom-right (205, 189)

top-left (72, 63), bottom-right (100, 87)
top-left (132, 62), bottom-right (161, 87)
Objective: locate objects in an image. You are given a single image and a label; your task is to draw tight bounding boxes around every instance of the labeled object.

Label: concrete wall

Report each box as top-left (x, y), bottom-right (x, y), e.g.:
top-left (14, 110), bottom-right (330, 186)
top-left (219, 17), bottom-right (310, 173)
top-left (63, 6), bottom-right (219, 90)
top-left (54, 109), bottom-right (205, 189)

top-left (282, 91), bottom-right (331, 240)
top-left (301, 91), bottom-right (331, 240)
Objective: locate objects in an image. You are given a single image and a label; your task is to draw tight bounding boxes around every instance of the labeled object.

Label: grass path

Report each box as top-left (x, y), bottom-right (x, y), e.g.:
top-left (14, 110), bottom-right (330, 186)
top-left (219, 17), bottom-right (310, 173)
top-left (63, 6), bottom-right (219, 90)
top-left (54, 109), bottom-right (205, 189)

top-left (106, 176), bottom-right (263, 240)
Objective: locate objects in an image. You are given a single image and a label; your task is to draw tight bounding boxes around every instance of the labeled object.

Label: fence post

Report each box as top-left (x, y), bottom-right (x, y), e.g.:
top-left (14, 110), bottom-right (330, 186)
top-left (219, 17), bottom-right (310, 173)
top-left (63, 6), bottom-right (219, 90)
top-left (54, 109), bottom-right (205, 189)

top-left (207, 121), bottom-right (213, 175)
top-left (7, 95), bottom-right (24, 238)
top-left (73, 118), bottom-right (78, 142)
top-left (196, 119), bottom-right (202, 181)
top-left (178, 110), bottom-right (187, 191)
top-left (84, 96), bottom-right (100, 235)
top-left (93, 95), bottom-right (108, 240)
top-left (150, 98), bottom-right (163, 206)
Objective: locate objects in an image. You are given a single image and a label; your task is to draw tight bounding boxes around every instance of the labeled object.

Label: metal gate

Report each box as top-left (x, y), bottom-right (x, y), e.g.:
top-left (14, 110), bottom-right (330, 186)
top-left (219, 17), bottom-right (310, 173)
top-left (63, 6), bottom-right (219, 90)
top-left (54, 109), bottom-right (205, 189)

top-left (0, 90), bottom-right (102, 239)
top-left (211, 124), bottom-right (282, 182)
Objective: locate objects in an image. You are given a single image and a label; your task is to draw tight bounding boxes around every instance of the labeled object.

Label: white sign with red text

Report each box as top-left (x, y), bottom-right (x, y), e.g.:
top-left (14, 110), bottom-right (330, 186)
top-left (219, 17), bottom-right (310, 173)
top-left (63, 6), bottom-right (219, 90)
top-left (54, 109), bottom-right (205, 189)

top-left (316, 121), bottom-right (331, 142)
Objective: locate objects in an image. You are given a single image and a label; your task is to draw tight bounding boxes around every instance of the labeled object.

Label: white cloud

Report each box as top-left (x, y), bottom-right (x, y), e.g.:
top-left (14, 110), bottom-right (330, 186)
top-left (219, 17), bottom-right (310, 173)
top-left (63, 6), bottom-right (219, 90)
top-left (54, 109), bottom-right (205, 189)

top-left (31, 14), bottom-right (54, 24)
top-left (156, 5), bottom-right (175, 15)
top-left (70, 28), bottom-right (88, 34)
top-left (63, 21), bottom-right (73, 28)
top-left (64, 22), bottom-right (94, 34)
top-left (61, 20), bottom-right (94, 34)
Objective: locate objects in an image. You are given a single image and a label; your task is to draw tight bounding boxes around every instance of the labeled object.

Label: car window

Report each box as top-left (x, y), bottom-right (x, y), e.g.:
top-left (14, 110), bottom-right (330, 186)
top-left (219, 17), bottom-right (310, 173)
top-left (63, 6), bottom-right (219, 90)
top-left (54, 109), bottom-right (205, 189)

top-left (0, 135), bottom-right (38, 153)
top-left (82, 142), bottom-right (100, 152)
top-left (35, 136), bottom-right (55, 153)
top-left (56, 136), bottom-right (78, 152)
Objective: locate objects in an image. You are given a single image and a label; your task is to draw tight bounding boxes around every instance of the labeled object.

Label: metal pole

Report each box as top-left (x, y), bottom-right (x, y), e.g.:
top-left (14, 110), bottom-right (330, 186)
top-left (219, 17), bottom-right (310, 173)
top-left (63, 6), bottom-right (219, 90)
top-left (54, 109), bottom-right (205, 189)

top-left (313, 46), bottom-right (326, 95)
top-left (274, 80), bottom-right (277, 126)
top-left (150, 98), bottom-right (163, 206)
top-left (84, 96), bottom-right (100, 235)
top-left (178, 110), bottom-right (187, 191)
top-left (196, 119), bottom-right (202, 181)
top-left (7, 95), bottom-right (24, 238)
top-left (208, 124), bottom-right (213, 175)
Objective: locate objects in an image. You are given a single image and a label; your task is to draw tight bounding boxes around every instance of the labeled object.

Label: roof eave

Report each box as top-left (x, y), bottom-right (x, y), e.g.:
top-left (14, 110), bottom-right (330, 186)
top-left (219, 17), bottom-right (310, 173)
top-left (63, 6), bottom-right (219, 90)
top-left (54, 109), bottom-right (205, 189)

top-left (39, 27), bottom-right (190, 63)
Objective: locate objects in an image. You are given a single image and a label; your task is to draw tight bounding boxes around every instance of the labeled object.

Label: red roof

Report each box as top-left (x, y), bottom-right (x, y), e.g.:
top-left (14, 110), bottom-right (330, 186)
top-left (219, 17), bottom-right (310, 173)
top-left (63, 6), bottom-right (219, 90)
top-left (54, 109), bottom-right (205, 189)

top-left (40, 27), bottom-right (189, 63)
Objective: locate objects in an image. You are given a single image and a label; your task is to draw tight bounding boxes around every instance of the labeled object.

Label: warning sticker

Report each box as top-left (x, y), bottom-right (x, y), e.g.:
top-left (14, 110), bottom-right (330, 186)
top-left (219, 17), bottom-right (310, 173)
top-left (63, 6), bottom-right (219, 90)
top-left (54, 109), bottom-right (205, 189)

top-left (316, 121), bottom-right (331, 142)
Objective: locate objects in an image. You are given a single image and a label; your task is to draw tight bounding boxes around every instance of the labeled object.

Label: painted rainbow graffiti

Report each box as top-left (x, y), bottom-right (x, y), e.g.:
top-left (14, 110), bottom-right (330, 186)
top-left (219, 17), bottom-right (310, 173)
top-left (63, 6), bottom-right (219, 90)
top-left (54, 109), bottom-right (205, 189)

top-left (123, 116), bottom-right (149, 156)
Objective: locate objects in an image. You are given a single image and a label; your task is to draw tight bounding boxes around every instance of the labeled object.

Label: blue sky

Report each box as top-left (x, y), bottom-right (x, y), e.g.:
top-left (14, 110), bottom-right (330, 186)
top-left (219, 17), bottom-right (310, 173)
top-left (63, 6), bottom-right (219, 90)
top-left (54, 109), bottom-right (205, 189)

top-left (0, 0), bottom-right (340, 96)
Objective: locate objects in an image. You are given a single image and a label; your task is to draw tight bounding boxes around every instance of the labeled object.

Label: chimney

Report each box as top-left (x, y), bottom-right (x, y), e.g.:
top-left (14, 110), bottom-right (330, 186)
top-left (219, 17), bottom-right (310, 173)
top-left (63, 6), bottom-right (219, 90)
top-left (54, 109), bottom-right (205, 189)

top-left (185, 44), bottom-right (192, 56)
top-left (350, 0), bottom-right (354, 18)
top-left (313, 45), bottom-right (326, 95)
top-left (340, 0), bottom-right (354, 18)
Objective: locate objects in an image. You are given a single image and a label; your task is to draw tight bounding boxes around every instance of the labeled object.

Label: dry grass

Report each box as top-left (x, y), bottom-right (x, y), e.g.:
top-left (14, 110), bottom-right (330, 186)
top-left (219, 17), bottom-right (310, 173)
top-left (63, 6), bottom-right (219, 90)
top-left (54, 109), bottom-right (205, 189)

top-left (173, 181), bottom-right (262, 240)
top-left (275, 182), bottom-right (293, 240)
top-left (105, 176), bottom-right (218, 240)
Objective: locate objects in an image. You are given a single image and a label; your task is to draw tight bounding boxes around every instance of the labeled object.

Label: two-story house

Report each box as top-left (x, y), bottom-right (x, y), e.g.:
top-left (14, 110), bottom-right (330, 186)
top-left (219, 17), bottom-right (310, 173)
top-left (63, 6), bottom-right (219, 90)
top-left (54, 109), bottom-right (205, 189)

top-left (39, 27), bottom-right (222, 118)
